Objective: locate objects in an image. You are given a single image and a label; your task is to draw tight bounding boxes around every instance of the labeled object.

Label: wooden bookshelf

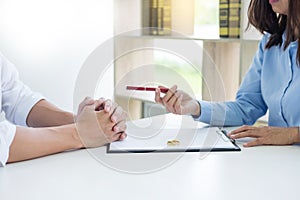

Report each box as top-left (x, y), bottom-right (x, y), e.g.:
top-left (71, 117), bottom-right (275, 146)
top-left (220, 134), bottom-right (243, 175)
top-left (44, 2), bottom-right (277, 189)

top-left (114, 0), bottom-right (261, 119)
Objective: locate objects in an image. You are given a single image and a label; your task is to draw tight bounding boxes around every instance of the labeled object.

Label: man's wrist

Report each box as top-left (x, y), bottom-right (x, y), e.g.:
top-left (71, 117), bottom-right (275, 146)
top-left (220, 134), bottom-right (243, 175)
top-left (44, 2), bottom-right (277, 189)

top-left (70, 124), bottom-right (84, 149)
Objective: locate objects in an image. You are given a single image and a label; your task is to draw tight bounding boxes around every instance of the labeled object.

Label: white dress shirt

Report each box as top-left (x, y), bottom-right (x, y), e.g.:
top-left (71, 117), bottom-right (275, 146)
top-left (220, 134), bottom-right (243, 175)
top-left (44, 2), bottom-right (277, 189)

top-left (0, 53), bottom-right (44, 166)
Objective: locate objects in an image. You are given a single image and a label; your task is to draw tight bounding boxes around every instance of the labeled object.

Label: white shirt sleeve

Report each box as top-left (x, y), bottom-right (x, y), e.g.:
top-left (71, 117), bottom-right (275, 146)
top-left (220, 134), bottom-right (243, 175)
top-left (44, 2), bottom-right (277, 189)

top-left (1, 53), bottom-right (44, 126)
top-left (0, 121), bottom-right (16, 167)
top-left (0, 53), bottom-right (44, 166)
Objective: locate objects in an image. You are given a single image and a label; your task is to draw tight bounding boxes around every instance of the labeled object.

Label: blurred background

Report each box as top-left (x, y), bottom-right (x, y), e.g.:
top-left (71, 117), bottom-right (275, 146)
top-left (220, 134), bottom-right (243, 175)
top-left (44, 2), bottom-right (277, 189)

top-left (0, 0), bottom-right (263, 121)
top-left (0, 0), bottom-right (114, 112)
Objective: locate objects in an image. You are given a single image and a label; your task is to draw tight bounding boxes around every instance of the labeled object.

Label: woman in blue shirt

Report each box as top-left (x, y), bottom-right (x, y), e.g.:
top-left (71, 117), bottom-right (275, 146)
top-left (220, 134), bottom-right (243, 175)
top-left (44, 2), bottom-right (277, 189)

top-left (155, 0), bottom-right (300, 147)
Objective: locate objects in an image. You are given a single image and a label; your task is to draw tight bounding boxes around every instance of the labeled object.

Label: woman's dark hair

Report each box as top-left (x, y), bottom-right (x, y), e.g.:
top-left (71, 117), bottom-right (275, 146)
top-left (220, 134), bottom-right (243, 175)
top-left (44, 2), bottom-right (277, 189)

top-left (247, 0), bottom-right (300, 65)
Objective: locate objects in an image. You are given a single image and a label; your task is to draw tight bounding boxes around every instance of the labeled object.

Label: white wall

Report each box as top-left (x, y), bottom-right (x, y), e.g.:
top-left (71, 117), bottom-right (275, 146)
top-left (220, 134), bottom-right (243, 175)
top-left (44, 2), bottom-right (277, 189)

top-left (0, 0), bottom-right (114, 112)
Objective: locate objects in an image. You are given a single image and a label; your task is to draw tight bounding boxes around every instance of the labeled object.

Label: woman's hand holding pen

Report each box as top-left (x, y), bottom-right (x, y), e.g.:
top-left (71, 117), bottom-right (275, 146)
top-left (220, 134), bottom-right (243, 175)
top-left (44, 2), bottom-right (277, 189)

top-left (228, 126), bottom-right (300, 147)
top-left (75, 97), bottom-right (127, 148)
top-left (155, 85), bottom-right (201, 117)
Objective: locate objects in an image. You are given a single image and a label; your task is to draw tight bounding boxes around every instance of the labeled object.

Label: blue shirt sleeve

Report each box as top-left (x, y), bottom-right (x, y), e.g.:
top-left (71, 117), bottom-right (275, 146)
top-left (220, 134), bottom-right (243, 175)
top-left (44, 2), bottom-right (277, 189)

top-left (194, 36), bottom-right (269, 126)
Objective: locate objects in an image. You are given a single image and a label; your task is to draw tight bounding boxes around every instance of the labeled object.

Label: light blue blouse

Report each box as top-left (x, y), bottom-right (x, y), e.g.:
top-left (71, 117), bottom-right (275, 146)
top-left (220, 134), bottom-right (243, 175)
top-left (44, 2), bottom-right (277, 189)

top-left (195, 33), bottom-right (299, 127)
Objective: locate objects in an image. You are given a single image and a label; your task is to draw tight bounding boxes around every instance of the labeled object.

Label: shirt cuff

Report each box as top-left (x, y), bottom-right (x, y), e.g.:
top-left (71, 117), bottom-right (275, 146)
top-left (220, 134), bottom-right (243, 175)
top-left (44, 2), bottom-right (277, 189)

top-left (192, 100), bottom-right (228, 126)
top-left (0, 121), bottom-right (16, 167)
top-left (192, 100), bottom-right (212, 123)
top-left (14, 92), bottom-right (45, 127)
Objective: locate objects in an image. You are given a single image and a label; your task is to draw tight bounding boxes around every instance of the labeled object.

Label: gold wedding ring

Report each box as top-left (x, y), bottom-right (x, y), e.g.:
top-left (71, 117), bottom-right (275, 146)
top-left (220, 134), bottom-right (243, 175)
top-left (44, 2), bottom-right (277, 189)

top-left (167, 139), bottom-right (180, 146)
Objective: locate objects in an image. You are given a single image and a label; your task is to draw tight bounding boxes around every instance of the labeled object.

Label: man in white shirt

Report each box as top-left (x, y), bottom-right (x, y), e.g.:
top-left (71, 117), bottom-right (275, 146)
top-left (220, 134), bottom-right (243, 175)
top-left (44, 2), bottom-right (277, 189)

top-left (0, 53), bottom-right (127, 166)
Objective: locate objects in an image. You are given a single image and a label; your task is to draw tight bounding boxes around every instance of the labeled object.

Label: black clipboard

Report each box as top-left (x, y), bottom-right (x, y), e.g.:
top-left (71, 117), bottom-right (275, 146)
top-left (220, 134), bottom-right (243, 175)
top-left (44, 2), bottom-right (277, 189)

top-left (107, 127), bottom-right (240, 153)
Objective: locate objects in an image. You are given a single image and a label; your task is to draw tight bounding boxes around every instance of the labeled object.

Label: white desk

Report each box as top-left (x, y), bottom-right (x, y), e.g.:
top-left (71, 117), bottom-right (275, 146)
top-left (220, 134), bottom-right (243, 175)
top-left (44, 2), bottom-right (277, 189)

top-left (1, 114), bottom-right (300, 200)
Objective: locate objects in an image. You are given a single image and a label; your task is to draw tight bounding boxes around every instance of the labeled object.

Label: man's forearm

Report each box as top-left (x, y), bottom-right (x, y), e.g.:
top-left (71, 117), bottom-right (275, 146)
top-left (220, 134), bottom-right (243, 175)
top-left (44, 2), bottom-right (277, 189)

top-left (27, 100), bottom-right (74, 127)
top-left (292, 127), bottom-right (300, 143)
top-left (8, 124), bottom-right (82, 163)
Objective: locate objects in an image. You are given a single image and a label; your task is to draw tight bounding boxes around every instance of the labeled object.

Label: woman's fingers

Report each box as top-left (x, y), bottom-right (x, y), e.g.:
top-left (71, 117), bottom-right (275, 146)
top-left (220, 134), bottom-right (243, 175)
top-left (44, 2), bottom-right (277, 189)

top-left (243, 138), bottom-right (264, 147)
top-left (174, 95), bottom-right (183, 114)
top-left (155, 85), bottom-right (180, 114)
top-left (161, 85), bottom-right (178, 114)
top-left (161, 85), bottom-right (177, 105)
top-left (229, 125), bottom-right (253, 135)
top-left (155, 88), bottom-right (163, 104)
top-left (229, 130), bottom-right (262, 139)
top-left (227, 126), bottom-right (264, 147)
top-left (165, 91), bottom-right (179, 113)
top-left (228, 126), bottom-right (296, 147)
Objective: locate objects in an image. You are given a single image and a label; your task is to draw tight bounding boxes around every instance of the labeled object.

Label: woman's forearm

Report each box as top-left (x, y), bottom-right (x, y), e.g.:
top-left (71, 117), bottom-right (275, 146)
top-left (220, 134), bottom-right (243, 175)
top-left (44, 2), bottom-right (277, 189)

top-left (8, 124), bottom-right (82, 163)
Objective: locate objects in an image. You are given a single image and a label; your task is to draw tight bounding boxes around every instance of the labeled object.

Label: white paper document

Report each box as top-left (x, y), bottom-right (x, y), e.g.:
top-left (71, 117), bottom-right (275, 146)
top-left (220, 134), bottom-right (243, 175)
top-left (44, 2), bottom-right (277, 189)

top-left (108, 127), bottom-right (240, 153)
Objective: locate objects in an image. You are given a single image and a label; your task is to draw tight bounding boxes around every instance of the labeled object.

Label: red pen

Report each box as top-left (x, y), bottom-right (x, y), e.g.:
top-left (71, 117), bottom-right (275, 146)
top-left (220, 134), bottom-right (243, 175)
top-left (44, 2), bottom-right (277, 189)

top-left (126, 86), bottom-right (169, 93)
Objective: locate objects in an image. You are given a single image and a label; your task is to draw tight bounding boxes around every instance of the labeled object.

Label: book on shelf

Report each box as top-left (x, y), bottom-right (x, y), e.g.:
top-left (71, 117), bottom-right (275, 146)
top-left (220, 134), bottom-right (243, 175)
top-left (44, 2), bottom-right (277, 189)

top-left (162, 0), bottom-right (171, 35)
top-left (219, 0), bottom-right (229, 38)
top-left (228, 0), bottom-right (241, 38)
top-left (142, 0), bottom-right (172, 35)
top-left (219, 0), bottom-right (241, 38)
top-left (142, 0), bottom-right (151, 35)
top-left (150, 0), bottom-right (158, 34)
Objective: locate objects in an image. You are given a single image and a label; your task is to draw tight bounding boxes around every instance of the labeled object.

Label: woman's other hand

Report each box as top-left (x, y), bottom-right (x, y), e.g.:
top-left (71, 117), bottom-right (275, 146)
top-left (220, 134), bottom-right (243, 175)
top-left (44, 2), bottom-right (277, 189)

top-left (228, 126), bottom-right (300, 147)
